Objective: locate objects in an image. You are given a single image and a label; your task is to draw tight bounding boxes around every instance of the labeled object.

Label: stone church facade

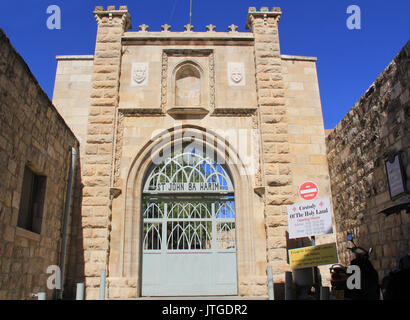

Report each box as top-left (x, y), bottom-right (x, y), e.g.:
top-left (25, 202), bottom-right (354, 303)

top-left (52, 6), bottom-right (334, 299)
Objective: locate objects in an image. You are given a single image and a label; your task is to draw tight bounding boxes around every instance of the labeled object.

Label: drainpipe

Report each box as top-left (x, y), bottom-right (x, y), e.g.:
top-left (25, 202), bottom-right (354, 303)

top-left (58, 146), bottom-right (77, 300)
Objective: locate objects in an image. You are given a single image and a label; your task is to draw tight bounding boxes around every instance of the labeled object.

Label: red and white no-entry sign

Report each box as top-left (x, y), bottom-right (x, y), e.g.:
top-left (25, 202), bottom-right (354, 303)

top-left (299, 181), bottom-right (319, 200)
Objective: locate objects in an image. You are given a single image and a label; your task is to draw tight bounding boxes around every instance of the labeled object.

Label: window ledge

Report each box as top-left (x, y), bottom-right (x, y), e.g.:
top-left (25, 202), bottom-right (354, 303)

top-left (15, 227), bottom-right (41, 241)
top-left (167, 107), bottom-right (209, 119)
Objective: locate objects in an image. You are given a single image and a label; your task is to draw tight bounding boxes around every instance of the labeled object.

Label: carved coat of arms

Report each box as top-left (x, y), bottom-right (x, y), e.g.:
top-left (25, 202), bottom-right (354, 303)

top-left (131, 62), bottom-right (148, 86)
top-left (228, 62), bottom-right (245, 86)
top-left (230, 66), bottom-right (243, 83)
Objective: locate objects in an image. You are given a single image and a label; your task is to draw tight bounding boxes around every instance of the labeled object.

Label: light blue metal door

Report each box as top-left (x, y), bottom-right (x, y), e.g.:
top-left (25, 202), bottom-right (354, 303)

top-left (141, 149), bottom-right (237, 296)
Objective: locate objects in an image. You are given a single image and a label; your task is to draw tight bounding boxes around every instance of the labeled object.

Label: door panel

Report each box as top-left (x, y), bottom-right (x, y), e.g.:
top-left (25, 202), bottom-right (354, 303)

top-left (142, 251), bottom-right (237, 296)
top-left (141, 200), bottom-right (237, 296)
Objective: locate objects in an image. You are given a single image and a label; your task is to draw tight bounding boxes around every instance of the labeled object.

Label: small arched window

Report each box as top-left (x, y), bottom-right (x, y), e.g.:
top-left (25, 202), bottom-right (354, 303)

top-left (175, 64), bottom-right (201, 107)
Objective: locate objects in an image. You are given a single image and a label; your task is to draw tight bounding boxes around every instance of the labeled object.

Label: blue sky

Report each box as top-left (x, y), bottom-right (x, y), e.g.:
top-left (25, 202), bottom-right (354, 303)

top-left (1, 0), bottom-right (409, 129)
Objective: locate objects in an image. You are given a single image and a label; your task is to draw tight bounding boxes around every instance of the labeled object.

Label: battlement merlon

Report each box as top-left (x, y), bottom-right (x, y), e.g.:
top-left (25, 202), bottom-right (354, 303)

top-left (93, 5), bottom-right (132, 31)
top-left (246, 6), bottom-right (282, 31)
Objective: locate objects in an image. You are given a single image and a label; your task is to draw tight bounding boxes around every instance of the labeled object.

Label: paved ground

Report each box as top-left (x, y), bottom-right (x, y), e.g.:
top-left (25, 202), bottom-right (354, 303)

top-left (126, 296), bottom-right (266, 300)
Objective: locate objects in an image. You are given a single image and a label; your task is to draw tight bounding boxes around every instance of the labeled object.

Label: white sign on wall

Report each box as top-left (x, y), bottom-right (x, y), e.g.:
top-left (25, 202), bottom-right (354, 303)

top-left (287, 197), bottom-right (333, 239)
top-left (385, 154), bottom-right (406, 198)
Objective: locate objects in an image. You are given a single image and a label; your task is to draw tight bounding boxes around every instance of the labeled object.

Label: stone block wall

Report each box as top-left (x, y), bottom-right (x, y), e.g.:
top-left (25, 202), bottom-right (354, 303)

top-left (326, 41), bottom-right (410, 280)
top-left (53, 55), bottom-right (94, 158)
top-left (282, 55), bottom-right (336, 285)
top-left (247, 8), bottom-right (294, 295)
top-left (80, 6), bottom-right (131, 299)
top-left (0, 29), bottom-right (80, 299)
top-left (50, 5), bottom-right (335, 300)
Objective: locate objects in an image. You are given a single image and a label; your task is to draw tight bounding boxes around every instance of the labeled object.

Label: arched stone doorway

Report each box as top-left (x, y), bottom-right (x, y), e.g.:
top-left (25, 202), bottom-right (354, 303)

top-left (120, 126), bottom-right (267, 298)
top-left (141, 146), bottom-right (237, 296)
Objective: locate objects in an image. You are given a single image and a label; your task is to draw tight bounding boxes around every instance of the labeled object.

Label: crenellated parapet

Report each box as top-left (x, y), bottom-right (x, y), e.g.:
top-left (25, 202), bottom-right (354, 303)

top-left (91, 5), bottom-right (282, 35)
top-left (135, 23), bottom-right (246, 33)
top-left (93, 5), bottom-right (132, 31)
top-left (246, 7), bottom-right (282, 31)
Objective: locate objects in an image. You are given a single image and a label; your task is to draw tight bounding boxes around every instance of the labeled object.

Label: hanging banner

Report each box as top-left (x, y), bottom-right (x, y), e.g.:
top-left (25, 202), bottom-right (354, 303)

top-left (289, 243), bottom-right (338, 269)
top-left (287, 197), bottom-right (333, 239)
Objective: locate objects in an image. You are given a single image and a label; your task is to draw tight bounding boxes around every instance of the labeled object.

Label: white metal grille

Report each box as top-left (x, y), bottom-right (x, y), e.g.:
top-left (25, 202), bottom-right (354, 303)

top-left (143, 200), bottom-right (235, 252)
top-left (143, 149), bottom-right (236, 253)
top-left (143, 150), bottom-right (234, 194)
top-left (142, 149), bottom-right (237, 295)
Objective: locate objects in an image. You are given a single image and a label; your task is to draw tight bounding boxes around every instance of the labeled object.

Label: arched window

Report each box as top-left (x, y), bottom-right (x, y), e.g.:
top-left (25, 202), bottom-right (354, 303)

top-left (143, 149), bottom-right (233, 193)
top-left (175, 64), bottom-right (201, 107)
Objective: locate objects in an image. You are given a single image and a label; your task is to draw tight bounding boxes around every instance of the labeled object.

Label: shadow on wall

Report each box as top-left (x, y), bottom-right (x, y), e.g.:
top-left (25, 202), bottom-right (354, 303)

top-left (338, 211), bottom-right (410, 282)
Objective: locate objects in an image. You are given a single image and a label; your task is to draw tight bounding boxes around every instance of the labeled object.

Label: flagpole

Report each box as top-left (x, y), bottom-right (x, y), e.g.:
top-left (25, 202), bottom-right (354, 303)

top-left (189, 0), bottom-right (192, 25)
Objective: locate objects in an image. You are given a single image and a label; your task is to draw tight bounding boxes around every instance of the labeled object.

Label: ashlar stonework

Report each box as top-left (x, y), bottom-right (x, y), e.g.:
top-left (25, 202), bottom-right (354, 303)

top-left (51, 6), bottom-right (334, 299)
top-left (0, 29), bottom-right (80, 299)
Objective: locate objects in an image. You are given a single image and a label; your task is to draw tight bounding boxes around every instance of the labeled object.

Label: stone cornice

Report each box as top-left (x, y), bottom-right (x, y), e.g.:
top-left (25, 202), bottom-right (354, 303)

top-left (212, 107), bottom-right (257, 117)
top-left (116, 107), bottom-right (257, 117)
top-left (117, 107), bottom-right (164, 116)
top-left (56, 55), bottom-right (94, 61)
top-left (122, 31), bottom-right (254, 42)
top-left (281, 54), bottom-right (317, 62)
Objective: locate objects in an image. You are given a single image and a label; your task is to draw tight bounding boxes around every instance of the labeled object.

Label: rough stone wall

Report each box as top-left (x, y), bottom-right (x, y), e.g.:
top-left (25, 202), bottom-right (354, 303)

top-left (247, 7), bottom-right (294, 296)
top-left (326, 41), bottom-right (410, 280)
top-left (81, 6), bottom-right (131, 299)
top-left (0, 29), bottom-right (79, 299)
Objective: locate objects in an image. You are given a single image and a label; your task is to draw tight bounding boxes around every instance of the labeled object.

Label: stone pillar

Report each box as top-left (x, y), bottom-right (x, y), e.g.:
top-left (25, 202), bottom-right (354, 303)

top-left (247, 7), bottom-right (293, 286)
top-left (82, 6), bottom-right (131, 299)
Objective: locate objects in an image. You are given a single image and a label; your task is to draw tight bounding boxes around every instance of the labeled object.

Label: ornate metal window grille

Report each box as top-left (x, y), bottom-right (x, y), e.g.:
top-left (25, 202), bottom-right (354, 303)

top-left (143, 150), bottom-right (234, 194)
top-left (143, 200), bottom-right (235, 252)
top-left (142, 149), bottom-right (236, 252)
